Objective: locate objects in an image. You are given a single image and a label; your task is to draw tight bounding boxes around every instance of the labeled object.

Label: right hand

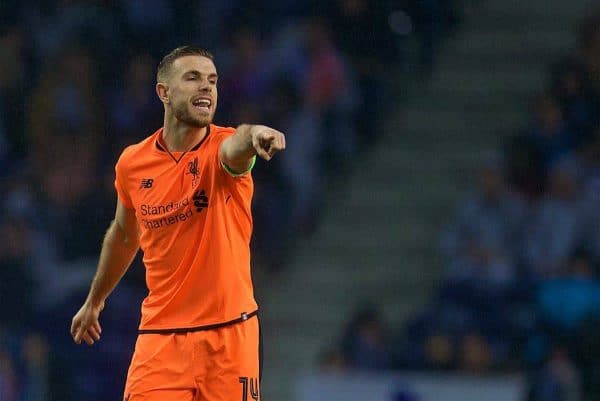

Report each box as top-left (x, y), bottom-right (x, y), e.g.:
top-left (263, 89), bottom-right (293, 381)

top-left (250, 126), bottom-right (286, 161)
top-left (70, 300), bottom-right (104, 346)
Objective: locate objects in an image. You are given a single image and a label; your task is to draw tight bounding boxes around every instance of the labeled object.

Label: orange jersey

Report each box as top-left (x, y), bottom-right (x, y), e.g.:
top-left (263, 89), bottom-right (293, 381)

top-left (114, 124), bottom-right (257, 331)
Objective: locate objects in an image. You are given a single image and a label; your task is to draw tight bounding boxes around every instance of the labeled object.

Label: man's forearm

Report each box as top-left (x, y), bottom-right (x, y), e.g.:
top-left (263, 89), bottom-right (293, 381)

top-left (220, 124), bottom-right (256, 170)
top-left (221, 124), bottom-right (285, 170)
top-left (86, 220), bottom-right (139, 306)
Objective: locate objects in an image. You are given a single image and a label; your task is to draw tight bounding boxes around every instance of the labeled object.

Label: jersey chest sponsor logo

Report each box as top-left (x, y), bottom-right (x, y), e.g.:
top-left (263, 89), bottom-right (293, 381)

top-left (139, 187), bottom-right (209, 230)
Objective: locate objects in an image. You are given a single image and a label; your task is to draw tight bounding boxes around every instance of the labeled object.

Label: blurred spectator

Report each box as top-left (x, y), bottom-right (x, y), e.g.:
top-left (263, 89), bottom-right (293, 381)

top-left (536, 249), bottom-right (600, 334)
top-left (441, 156), bottom-right (525, 269)
top-left (265, 77), bottom-right (321, 234)
top-left (579, 125), bottom-right (600, 262)
top-left (26, 0), bottom-right (121, 62)
top-left (458, 331), bottom-right (493, 374)
top-left (323, 0), bottom-right (397, 143)
top-left (27, 46), bottom-right (103, 173)
top-left (0, 217), bottom-right (35, 330)
top-left (422, 332), bottom-right (454, 370)
top-left (218, 26), bottom-right (272, 120)
top-left (444, 245), bottom-right (514, 294)
top-left (304, 18), bottom-right (351, 113)
top-left (21, 334), bottom-right (49, 401)
top-left (550, 57), bottom-right (596, 136)
top-left (526, 93), bottom-right (576, 171)
top-left (304, 17), bottom-right (358, 170)
top-left (192, 0), bottom-right (239, 48)
top-left (0, 333), bottom-right (50, 401)
top-left (106, 52), bottom-right (162, 152)
top-left (35, 155), bottom-right (98, 263)
top-left (528, 345), bottom-right (581, 401)
top-left (0, 24), bottom-right (28, 165)
top-left (522, 159), bottom-right (584, 278)
top-left (340, 305), bottom-right (392, 370)
top-left (120, 0), bottom-right (174, 52)
top-left (395, 302), bottom-right (471, 371)
top-left (0, 349), bottom-right (18, 401)
top-left (265, 22), bottom-right (309, 86)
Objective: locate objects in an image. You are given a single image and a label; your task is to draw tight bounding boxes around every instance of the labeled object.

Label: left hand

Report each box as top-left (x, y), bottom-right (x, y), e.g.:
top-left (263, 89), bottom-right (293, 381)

top-left (251, 126), bottom-right (286, 161)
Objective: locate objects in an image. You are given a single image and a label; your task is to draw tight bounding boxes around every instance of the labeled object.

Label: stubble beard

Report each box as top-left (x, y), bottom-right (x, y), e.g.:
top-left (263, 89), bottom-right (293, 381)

top-left (173, 102), bottom-right (212, 128)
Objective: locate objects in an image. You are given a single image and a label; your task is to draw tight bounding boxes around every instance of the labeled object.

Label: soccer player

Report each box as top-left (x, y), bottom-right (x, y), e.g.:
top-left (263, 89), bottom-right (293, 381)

top-left (70, 46), bottom-right (285, 401)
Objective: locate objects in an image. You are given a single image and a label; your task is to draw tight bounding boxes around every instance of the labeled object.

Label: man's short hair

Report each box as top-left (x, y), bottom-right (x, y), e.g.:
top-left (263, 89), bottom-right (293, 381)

top-left (157, 46), bottom-right (214, 82)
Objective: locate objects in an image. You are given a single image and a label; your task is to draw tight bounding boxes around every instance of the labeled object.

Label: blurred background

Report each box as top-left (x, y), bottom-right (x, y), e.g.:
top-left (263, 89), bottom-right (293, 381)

top-left (0, 0), bottom-right (599, 400)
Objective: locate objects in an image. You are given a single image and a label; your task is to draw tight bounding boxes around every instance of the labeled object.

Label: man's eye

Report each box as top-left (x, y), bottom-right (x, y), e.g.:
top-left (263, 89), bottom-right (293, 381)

top-left (187, 76), bottom-right (197, 80)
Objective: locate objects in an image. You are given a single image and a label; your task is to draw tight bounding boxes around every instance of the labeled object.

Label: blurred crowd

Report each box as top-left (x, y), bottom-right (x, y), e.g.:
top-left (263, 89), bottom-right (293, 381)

top-left (0, 0), bottom-right (462, 400)
top-left (324, 10), bottom-right (600, 401)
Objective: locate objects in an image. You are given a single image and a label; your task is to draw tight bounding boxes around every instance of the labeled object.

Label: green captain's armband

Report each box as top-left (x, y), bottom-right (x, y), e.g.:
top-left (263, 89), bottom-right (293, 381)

top-left (221, 155), bottom-right (256, 177)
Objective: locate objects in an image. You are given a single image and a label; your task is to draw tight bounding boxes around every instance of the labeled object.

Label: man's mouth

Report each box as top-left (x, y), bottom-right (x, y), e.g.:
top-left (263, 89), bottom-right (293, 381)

top-left (192, 97), bottom-right (212, 112)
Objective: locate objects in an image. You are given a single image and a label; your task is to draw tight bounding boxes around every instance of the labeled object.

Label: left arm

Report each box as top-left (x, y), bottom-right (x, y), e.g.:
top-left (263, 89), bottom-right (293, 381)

top-left (219, 124), bottom-right (286, 174)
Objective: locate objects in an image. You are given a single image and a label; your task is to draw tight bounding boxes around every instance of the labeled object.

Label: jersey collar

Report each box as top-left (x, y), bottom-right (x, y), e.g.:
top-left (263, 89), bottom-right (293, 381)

top-left (155, 125), bottom-right (211, 163)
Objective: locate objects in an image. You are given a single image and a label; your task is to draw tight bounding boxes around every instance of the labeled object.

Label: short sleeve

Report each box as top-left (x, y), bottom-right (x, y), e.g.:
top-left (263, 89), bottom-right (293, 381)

top-left (114, 153), bottom-right (134, 209)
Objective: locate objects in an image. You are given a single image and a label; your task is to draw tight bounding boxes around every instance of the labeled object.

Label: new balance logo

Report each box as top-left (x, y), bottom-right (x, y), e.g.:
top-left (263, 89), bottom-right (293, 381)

top-left (140, 178), bottom-right (154, 189)
top-left (193, 189), bottom-right (209, 212)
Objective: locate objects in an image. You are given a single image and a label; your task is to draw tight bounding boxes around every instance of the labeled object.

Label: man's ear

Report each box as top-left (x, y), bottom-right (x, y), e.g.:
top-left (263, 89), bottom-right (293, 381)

top-left (156, 82), bottom-right (169, 104)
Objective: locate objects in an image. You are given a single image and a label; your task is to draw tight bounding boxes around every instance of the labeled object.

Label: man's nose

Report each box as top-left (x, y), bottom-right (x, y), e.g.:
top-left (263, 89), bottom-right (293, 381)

top-left (199, 79), bottom-right (211, 92)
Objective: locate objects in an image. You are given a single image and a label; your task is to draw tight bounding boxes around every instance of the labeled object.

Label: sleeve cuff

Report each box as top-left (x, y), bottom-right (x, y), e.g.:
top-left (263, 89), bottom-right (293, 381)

top-left (221, 155), bottom-right (256, 177)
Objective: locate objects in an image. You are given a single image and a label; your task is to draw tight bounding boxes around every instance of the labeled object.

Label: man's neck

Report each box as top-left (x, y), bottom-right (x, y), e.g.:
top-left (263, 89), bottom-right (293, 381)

top-left (162, 118), bottom-right (208, 152)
